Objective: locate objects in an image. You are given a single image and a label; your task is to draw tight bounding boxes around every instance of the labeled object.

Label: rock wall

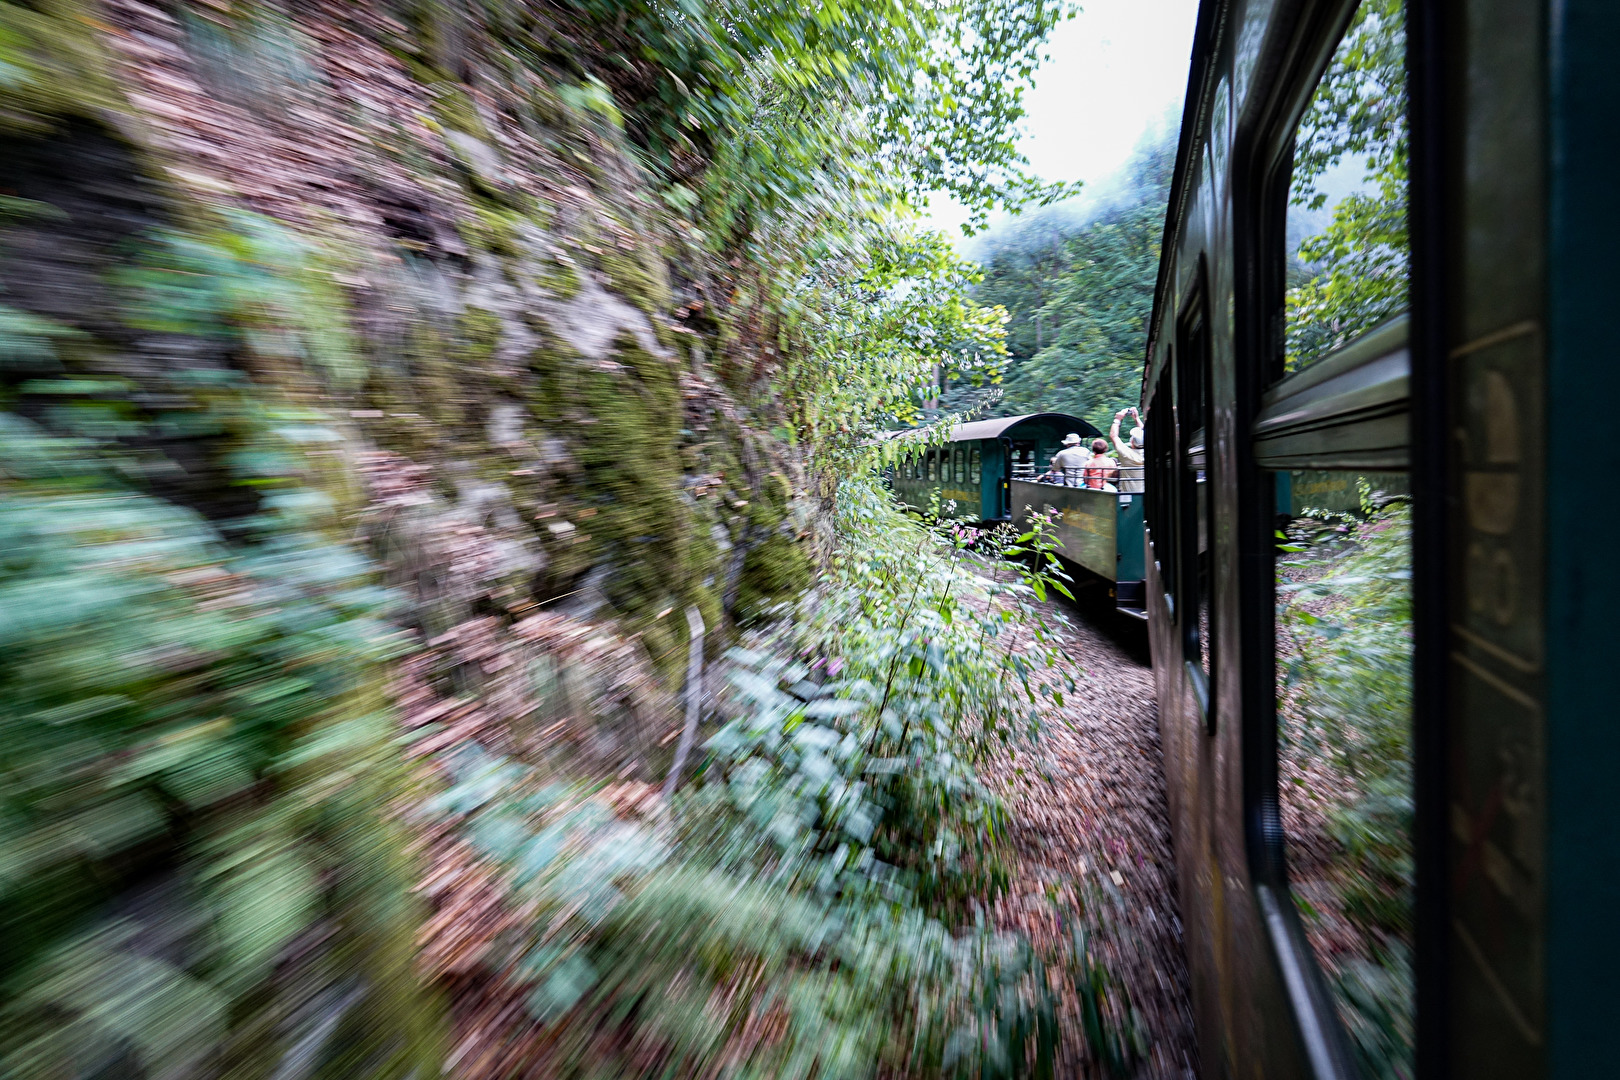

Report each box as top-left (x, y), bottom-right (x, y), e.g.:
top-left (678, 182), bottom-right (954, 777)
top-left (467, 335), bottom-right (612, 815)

top-left (0, 1), bottom-right (810, 1074)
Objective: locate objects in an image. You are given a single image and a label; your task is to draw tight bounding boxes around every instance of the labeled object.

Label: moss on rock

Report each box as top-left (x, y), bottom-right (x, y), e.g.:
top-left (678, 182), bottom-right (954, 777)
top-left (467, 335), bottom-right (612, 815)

top-left (735, 531), bottom-right (812, 624)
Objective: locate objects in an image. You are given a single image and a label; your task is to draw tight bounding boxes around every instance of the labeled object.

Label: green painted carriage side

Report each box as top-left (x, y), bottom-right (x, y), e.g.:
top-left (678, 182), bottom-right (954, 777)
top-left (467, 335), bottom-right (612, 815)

top-left (887, 411), bottom-right (1100, 523)
top-left (890, 441), bottom-right (994, 519)
top-left (1011, 479), bottom-right (1146, 587)
top-left (1116, 490), bottom-right (1145, 582)
top-left (980, 438), bottom-right (1007, 518)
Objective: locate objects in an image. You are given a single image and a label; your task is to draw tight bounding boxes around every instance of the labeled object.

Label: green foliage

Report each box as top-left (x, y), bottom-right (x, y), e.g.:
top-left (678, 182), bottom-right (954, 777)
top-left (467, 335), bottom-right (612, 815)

top-left (704, 478), bottom-right (1075, 914)
top-left (524, 0), bottom-right (1072, 458)
top-left (0, 1), bottom-right (1091, 1074)
top-left (1277, 487), bottom-right (1413, 1079)
top-left (962, 134), bottom-right (1174, 428)
top-left (784, 230), bottom-right (1011, 452)
top-left (411, 478), bottom-right (1137, 1077)
top-left (2, 927), bottom-right (228, 1079)
top-left (0, 223), bottom-right (441, 1076)
top-left (1286, 0), bottom-right (1408, 368)
top-left (544, 0), bottom-right (1078, 238)
top-left (115, 210), bottom-right (363, 390)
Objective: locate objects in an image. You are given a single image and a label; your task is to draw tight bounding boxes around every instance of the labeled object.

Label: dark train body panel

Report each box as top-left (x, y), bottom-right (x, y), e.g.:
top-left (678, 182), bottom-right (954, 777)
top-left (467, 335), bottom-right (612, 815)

top-left (1144, 0), bottom-right (1620, 1077)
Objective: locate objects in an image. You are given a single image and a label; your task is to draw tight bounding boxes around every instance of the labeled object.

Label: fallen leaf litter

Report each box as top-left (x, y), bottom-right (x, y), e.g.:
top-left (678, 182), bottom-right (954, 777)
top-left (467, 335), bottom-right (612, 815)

top-left (978, 583), bottom-right (1199, 1079)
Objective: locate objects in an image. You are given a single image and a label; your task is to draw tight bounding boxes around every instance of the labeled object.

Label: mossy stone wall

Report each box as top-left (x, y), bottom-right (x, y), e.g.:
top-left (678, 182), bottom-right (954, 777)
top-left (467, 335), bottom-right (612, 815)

top-left (0, 1), bottom-right (810, 1075)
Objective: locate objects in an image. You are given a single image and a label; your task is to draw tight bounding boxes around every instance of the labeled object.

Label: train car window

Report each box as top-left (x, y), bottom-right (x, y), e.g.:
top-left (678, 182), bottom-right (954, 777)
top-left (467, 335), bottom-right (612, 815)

top-left (1280, 0), bottom-right (1409, 381)
top-left (954, 447), bottom-right (965, 484)
top-left (1012, 442), bottom-right (1035, 480)
top-left (1267, 3), bottom-right (1413, 1072)
top-left (926, 450), bottom-right (937, 483)
top-left (1177, 298), bottom-right (1213, 726)
top-left (1147, 362), bottom-right (1176, 615)
top-left (969, 448), bottom-right (981, 485)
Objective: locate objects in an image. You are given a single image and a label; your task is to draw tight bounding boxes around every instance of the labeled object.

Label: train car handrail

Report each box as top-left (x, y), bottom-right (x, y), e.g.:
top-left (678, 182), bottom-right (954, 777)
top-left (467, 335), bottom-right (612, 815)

top-left (1252, 311), bottom-right (1410, 470)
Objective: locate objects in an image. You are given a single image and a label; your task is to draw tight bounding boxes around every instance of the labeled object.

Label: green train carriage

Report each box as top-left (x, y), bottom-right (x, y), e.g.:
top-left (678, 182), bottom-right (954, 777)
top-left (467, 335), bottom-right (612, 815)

top-left (889, 412), bottom-right (1147, 616)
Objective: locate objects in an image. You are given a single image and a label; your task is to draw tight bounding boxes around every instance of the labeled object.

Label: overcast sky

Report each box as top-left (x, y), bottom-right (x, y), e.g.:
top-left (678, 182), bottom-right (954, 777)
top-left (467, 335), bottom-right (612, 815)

top-left (927, 0), bottom-right (1202, 237)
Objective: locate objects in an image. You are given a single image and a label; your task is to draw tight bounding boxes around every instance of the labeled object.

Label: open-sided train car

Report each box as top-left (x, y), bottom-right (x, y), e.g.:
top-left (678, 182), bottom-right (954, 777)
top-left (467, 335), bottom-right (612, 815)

top-left (1144, 0), bottom-right (1618, 1077)
top-left (889, 413), bottom-right (1147, 614)
top-left (890, 412), bottom-right (1097, 522)
top-left (1012, 479), bottom-right (1147, 617)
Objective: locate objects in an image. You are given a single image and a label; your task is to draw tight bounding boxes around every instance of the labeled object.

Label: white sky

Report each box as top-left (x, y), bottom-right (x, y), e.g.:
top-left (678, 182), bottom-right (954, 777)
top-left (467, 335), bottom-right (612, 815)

top-left (926, 0), bottom-right (1202, 238)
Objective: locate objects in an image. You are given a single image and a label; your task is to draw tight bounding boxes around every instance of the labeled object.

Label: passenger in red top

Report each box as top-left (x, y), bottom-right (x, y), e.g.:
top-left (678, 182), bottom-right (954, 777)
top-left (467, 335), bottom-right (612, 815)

top-left (1082, 437), bottom-right (1118, 490)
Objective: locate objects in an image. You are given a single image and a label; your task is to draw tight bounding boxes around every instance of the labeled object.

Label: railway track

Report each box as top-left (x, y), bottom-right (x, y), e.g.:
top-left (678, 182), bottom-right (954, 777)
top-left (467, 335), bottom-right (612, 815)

top-left (983, 583), bottom-right (1197, 1077)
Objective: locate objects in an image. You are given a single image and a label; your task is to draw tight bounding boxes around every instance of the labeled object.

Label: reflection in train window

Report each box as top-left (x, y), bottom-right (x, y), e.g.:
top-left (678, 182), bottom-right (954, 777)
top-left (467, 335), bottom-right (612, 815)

top-left (927, 451), bottom-right (937, 483)
top-left (1275, 1), bottom-right (1412, 1072)
top-left (955, 447), bottom-right (966, 484)
top-left (970, 448), bottom-right (981, 485)
top-left (1283, 0), bottom-right (1408, 378)
top-left (1274, 473), bottom-right (1413, 1073)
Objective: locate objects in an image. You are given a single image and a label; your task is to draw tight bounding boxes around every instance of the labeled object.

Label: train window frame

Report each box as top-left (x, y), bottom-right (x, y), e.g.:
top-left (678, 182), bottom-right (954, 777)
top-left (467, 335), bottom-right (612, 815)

top-left (1177, 278), bottom-right (1214, 733)
top-left (1231, 1), bottom-right (1409, 1076)
top-left (1147, 360), bottom-right (1177, 620)
top-left (969, 447), bottom-right (981, 485)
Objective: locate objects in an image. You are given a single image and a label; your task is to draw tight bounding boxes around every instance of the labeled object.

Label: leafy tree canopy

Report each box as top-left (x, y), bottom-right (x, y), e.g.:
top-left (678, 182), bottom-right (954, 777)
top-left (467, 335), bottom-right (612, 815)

top-left (551, 0), bottom-right (1081, 237)
top-left (1287, 0), bottom-right (1408, 369)
top-left (936, 133), bottom-right (1174, 431)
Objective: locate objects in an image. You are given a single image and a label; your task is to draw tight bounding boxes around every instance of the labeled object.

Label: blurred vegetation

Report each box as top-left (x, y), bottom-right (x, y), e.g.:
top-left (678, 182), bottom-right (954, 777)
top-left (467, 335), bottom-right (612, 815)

top-left (0, 220), bottom-right (440, 1076)
top-left (0, 0), bottom-right (1141, 1078)
top-left (413, 479), bottom-right (1146, 1077)
top-left (1278, 487), bottom-right (1414, 1080)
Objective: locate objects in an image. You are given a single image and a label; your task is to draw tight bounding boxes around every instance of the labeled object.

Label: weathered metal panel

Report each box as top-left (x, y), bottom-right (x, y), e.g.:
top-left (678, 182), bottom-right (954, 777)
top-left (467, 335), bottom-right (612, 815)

top-left (1012, 481), bottom-right (1118, 581)
top-left (1437, 0), bottom-right (1549, 1073)
top-left (1116, 492), bottom-right (1146, 583)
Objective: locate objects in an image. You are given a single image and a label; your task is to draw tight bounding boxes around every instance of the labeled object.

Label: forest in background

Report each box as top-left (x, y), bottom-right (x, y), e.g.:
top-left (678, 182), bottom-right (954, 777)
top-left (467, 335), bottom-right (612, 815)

top-left (937, 132), bottom-right (1175, 431)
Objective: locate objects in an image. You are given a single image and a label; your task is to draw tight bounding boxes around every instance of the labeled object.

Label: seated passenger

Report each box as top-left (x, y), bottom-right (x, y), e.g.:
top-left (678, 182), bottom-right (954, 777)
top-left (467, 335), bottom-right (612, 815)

top-left (1052, 432), bottom-right (1090, 486)
top-left (1083, 438), bottom-right (1118, 490)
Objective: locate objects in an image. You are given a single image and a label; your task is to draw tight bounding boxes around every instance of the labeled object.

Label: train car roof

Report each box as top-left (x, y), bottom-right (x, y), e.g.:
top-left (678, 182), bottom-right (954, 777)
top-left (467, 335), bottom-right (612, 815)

top-left (947, 412), bottom-right (1100, 443)
top-left (876, 412), bottom-right (1101, 446)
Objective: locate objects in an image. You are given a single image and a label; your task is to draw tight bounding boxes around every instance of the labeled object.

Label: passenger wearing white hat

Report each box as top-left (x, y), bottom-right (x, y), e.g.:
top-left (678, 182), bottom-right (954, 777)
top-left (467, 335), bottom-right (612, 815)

top-left (1112, 408), bottom-right (1146, 493)
top-left (1052, 432), bottom-right (1090, 486)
